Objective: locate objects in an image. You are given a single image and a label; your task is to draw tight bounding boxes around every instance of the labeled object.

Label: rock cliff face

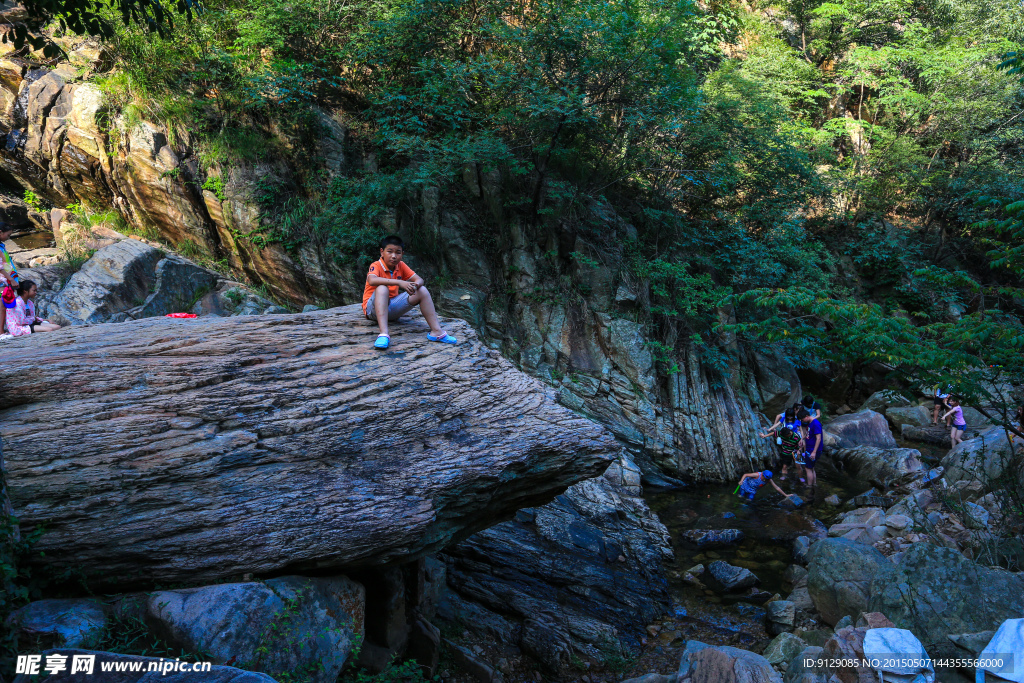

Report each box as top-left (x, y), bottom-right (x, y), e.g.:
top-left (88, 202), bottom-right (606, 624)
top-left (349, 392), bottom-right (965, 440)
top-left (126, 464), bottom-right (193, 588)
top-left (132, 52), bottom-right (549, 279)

top-left (0, 306), bottom-right (617, 587)
top-left (0, 51), bottom-right (357, 307)
top-left (438, 454), bottom-right (672, 668)
top-left (431, 213), bottom-right (792, 481)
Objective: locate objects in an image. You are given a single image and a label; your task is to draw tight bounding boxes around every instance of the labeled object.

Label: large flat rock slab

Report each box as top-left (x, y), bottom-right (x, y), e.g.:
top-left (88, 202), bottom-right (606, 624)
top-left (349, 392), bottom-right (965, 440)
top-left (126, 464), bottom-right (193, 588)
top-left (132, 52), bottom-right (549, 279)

top-left (0, 305), bottom-right (617, 587)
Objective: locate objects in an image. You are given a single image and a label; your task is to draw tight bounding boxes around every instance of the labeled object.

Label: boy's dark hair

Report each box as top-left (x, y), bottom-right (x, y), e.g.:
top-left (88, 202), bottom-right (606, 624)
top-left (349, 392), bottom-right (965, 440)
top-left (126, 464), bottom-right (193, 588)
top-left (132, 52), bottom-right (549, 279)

top-left (797, 408), bottom-right (811, 420)
top-left (16, 279), bottom-right (35, 295)
top-left (380, 235), bottom-right (405, 250)
top-left (801, 395), bottom-right (816, 408)
top-left (781, 427), bottom-right (793, 438)
top-left (0, 221), bottom-right (11, 235)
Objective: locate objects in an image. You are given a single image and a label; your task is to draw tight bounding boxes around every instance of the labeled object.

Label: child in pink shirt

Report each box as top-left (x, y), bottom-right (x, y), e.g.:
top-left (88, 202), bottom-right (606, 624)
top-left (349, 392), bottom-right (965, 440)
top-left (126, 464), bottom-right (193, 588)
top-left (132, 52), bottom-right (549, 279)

top-left (942, 398), bottom-right (967, 447)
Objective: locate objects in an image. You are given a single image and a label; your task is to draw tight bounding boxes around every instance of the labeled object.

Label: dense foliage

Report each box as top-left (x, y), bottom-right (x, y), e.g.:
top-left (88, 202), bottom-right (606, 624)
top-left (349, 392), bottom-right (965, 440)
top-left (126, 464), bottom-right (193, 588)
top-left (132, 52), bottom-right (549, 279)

top-left (63, 0), bottom-right (1024, 412)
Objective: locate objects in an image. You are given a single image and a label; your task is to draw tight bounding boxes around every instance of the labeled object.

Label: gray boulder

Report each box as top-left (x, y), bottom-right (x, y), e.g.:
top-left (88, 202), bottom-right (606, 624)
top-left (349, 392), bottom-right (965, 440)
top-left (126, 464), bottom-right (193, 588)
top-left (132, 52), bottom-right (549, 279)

top-left (680, 528), bottom-right (744, 548)
top-left (3, 307), bottom-right (618, 587)
top-left (828, 447), bottom-right (923, 487)
top-left (49, 239), bottom-right (221, 324)
top-left (438, 457), bottom-right (672, 669)
top-left (822, 410), bottom-right (897, 450)
top-left (52, 239), bottom-right (163, 324)
top-left (860, 390), bottom-right (911, 414)
top-left (961, 406), bottom-right (994, 427)
top-left (6, 598), bottom-right (106, 649)
top-left (783, 646), bottom-right (824, 683)
top-left (766, 600), bottom-right (796, 636)
top-left (792, 536), bottom-right (812, 564)
top-left (677, 640), bottom-right (781, 683)
top-left (885, 405), bottom-right (932, 430)
top-left (947, 630), bottom-right (994, 656)
top-left (869, 543), bottom-right (1024, 657)
top-left (134, 254), bottom-right (218, 318)
top-left (763, 632), bottom-right (807, 665)
top-left (807, 538), bottom-right (888, 626)
top-left (145, 576), bottom-right (363, 683)
top-left (437, 286), bottom-right (487, 331)
top-left (900, 424), bottom-right (952, 447)
top-left (12, 649), bottom-right (277, 682)
top-left (941, 426), bottom-right (1017, 488)
top-left (705, 560), bottom-right (759, 592)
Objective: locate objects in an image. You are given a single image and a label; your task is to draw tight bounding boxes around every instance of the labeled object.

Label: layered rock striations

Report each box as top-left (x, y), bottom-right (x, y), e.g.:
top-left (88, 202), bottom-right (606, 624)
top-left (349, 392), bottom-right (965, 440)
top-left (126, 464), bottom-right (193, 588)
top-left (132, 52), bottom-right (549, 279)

top-left (0, 52), bottom-right (357, 306)
top-left (438, 455), bottom-right (673, 669)
top-left (0, 306), bottom-right (618, 587)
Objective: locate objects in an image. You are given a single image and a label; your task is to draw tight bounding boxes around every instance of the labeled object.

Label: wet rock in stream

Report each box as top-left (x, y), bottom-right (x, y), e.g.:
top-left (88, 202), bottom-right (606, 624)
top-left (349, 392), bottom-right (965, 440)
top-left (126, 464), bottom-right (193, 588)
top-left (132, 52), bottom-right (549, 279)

top-left (681, 528), bottom-right (744, 548)
top-left (705, 561), bottom-right (759, 593)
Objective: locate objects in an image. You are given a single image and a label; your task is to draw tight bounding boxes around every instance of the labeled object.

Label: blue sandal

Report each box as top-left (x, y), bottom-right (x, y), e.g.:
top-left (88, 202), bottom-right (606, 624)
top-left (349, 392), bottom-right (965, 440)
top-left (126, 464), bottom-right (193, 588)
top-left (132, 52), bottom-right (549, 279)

top-left (427, 331), bottom-right (457, 345)
top-left (374, 334), bottom-right (390, 349)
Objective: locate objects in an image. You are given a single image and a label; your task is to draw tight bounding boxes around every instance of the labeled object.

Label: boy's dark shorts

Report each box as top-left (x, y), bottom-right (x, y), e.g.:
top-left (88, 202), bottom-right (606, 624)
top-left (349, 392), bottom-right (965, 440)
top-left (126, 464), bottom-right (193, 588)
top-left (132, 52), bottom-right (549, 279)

top-left (804, 452), bottom-right (819, 469)
top-left (933, 397), bottom-right (947, 406)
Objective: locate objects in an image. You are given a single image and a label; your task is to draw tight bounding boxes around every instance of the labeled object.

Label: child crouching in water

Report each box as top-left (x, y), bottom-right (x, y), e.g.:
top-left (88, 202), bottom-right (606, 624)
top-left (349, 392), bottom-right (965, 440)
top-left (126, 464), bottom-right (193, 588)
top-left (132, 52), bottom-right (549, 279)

top-left (736, 470), bottom-right (796, 502)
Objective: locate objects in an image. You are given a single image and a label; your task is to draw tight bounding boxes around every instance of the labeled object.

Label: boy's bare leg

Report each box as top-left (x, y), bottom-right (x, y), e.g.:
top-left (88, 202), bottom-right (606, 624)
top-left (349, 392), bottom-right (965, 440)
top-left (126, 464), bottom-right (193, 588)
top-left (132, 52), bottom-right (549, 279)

top-left (408, 285), bottom-right (445, 336)
top-left (374, 284), bottom-right (391, 337)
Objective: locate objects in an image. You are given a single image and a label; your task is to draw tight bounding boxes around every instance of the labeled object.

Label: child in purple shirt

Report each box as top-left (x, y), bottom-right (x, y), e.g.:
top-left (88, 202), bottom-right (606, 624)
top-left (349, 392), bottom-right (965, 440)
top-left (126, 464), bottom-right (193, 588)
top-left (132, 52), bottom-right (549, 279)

top-left (942, 398), bottom-right (967, 447)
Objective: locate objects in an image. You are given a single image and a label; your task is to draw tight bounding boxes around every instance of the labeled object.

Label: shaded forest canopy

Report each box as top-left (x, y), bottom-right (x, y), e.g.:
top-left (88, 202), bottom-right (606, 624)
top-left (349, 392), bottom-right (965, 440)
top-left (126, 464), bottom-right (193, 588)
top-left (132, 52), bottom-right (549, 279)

top-left (18, 0), bottom-right (1024, 417)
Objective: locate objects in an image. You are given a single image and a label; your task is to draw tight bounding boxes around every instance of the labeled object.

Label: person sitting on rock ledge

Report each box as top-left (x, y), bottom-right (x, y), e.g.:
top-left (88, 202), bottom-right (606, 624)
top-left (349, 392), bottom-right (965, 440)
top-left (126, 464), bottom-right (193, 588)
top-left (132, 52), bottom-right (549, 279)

top-left (735, 469), bottom-right (795, 502)
top-left (7, 280), bottom-right (61, 336)
top-left (363, 235), bottom-right (456, 349)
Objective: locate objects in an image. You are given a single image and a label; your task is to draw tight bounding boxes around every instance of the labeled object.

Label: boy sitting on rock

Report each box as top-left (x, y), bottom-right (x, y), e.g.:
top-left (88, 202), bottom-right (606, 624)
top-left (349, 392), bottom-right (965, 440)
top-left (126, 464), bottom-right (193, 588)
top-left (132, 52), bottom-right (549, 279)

top-left (363, 235), bottom-right (457, 349)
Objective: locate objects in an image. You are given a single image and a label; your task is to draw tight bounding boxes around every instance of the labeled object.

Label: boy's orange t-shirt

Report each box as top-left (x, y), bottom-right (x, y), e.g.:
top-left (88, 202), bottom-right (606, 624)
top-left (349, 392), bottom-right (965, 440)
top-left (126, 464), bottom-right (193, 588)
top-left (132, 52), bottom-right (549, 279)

top-left (362, 259), bottom-right (417, 314)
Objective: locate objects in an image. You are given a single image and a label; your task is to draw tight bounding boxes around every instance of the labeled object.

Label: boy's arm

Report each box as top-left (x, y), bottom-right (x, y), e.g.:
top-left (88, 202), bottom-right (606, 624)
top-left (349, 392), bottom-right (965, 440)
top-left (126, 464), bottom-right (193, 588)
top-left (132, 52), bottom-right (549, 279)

top-left (367, 272), bottom-right (416, 293)
top-left (771, 480), bottom-right (790, 496)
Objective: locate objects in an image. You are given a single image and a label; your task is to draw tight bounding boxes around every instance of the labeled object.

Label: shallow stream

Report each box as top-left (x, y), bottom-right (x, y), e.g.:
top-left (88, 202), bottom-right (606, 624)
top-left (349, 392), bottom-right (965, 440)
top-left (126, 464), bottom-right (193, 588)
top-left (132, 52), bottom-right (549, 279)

top-left (11, 231), bottom-right (55, 250)
top-left (624, 460), bottom-right (878, 674)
